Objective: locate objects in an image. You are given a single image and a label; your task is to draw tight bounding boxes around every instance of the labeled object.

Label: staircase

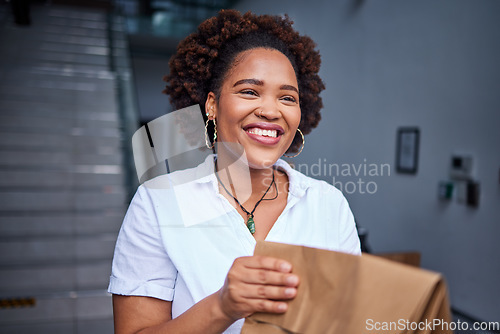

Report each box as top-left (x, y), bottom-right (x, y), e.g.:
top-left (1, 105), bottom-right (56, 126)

top-left (0, 3), bottom-right (133, 333)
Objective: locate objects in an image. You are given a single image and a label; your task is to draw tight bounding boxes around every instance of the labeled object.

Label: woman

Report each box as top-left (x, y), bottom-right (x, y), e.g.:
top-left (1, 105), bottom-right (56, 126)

top-left (109, 9), bottom-right (360, 334)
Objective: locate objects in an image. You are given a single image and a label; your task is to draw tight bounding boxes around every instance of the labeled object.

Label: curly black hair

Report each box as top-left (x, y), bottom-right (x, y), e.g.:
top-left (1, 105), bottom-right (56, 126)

top-left (163, 9), bottom-right (325, 153)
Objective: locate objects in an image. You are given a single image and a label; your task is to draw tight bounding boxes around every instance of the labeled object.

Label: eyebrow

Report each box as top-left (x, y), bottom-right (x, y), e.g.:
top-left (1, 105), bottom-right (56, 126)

top-left (233, 79), bottom-right (299, 94)
top-left (280, 84), bottom-right (299, 94)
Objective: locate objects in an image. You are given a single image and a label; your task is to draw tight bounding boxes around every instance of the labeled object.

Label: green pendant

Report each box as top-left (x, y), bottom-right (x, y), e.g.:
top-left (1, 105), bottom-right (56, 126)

top-left (246, 215), bottom-right (255, 234)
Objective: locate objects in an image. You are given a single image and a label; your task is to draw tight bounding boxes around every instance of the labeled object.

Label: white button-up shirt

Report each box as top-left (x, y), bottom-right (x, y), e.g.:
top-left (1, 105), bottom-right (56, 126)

top-left (108, 155), bottom-right (360, 333)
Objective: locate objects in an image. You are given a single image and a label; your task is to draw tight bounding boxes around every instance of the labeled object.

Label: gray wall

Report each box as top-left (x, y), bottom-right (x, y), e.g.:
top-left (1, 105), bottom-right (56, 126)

top-left (233, 0), bottom-right (500, 322)
top-left (131, 55), bottom-right (172, 123)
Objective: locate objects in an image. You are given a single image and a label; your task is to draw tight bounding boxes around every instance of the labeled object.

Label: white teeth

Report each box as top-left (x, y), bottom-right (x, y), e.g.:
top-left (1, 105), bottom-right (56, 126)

top-left (247, 128), bottom-right (278, 138)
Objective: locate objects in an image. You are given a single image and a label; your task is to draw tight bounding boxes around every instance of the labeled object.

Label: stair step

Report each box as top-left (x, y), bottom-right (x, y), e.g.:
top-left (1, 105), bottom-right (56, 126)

top-left (0, 170), bottom-right (124, 188)
top-left (0, 190), bottom-right (126, 211)
top-left (0, 76), bottom-right (115, 93)
top-left (0, 318), bottom-right (114, 334)
top-left (1, 70), bottom-right (115, 89)
top-left (0, 151), bottom-right (123, 167)
top-left (0, 133), bottom-right (122, 152)
top-left (0, 101), bottom-right (119, 120)
top-left (0, 49), bottom-right (109, 67)
top-left (0, 128), bottom-right (122, 146)
top-left (42, 24), bottom-right (107, 38)
top-left (0, 31), bottom-right (108, 47)
top-left (47, 7), bottom-right (108, 21)
top-left (13, 61), bottom-right (112, 76)
top-left (0, 114), bottom-right (120, 132)
top-left (0, 211), bottom-right (124, 237)
top-left (0, 234), bottom-right (117, 265)
top-left (0, 292), bottom-right (112, 324)
top-left (32, 16), bottom-right (108, 30)
top-left (0, 85), bottom-right (116, 104)
top-left (0, 261), bottom-right (113, 294)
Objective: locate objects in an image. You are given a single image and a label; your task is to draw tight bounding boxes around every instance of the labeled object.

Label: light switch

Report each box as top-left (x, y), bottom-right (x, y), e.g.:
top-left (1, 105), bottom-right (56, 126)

top-left (450, 155), bottom-right (473, 180)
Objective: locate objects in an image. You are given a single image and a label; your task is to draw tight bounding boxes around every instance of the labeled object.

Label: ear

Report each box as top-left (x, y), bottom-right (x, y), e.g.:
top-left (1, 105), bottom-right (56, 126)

top-left (205, 92), bottom-right (217, 119)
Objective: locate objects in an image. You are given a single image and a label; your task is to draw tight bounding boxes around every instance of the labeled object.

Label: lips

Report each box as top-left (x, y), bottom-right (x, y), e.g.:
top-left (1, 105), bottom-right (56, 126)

top-left (243, 122), bottom-right (284, 146)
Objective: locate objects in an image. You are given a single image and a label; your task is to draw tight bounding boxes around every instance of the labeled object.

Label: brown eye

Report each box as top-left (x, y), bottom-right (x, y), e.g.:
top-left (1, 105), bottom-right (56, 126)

top-left (281, 96), bottom-right (297, 103)
top-left (240, 89), bottom-right (258, 96)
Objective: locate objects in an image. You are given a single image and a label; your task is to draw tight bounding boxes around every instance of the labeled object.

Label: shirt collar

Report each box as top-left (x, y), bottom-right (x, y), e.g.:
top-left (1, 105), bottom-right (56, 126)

top-left (194, 154), bottom-right (312, 199)
top-left (194, 154), bottom-right (217, 183)
top-left (273, 159), bottom-right (311, 199)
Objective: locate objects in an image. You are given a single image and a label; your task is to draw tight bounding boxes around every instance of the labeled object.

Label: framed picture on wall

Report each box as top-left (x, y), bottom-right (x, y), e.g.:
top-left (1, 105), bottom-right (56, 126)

top-left (396, 127), bottom-right (420, 174)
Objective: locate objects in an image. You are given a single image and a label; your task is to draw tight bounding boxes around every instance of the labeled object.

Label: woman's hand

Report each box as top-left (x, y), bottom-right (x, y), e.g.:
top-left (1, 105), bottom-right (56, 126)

top-left (112, 257), bottom-right (299, 333)
top-left (216, 256), bottom-right (300, 321)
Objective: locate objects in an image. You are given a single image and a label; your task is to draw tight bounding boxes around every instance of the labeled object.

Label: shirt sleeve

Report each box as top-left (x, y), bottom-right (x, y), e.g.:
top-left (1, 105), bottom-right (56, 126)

top-left (335, 194), bottom-right (362, 256)
top-left (108, 185), bottom-right (177, 301)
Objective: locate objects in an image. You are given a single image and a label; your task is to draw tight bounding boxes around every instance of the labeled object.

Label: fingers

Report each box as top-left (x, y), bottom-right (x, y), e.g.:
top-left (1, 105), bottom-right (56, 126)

top-left (232, 256), bottom-right (299, 287)
top-left (240, 255), bottom-right (293, 273)
top-left (245, 298), bottom-right (290, 314)
top-left (218, 256), bottom-right (300, 320)
top-left (240, 268), bottom-right (299, 287)
top-left (239, 283), bottom-right (297, 300)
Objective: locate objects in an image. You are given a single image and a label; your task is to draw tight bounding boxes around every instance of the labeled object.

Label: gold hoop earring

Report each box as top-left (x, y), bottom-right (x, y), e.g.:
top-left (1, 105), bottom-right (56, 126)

top-left (205, 117), bottom-right (217, 149)
top-left (283, 128), bottom-right (304, 158)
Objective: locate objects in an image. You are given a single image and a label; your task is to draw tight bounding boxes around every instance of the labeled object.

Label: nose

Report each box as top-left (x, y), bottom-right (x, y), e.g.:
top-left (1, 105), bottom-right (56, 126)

top-left (255, 98), bottom-right (281, 120)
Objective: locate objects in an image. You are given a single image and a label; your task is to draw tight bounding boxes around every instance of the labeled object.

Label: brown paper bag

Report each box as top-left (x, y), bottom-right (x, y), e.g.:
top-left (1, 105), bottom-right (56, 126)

top-left (241, 241), bottom-right (452, 334)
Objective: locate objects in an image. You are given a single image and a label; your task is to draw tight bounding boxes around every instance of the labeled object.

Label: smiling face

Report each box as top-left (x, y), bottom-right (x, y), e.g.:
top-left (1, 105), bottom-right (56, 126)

top-left (206, 48), bottom-right (301, 169)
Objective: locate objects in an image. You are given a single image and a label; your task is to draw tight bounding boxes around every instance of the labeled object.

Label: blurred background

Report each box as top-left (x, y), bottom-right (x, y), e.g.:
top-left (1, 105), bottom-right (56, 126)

top-left (0, 0), bottom-right (498, 333)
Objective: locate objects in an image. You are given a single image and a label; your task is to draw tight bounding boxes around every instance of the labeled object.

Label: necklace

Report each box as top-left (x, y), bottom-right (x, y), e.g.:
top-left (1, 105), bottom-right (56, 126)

top-left (215, 163), bottom-right (278, 234)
